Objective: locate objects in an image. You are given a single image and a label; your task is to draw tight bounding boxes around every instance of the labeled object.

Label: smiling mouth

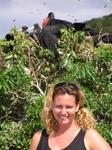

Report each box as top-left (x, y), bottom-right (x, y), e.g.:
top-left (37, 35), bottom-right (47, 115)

top-left (59, 116), bottom-right (69, 120)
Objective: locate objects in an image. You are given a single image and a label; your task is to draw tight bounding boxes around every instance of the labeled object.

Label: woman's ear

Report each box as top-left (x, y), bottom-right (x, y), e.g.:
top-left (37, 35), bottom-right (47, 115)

top-left (75, 103), bottom-right (80, 112)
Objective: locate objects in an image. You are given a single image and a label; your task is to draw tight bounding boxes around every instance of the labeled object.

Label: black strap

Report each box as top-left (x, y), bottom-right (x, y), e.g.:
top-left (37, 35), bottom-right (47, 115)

top-left (37, 129), bottom-right (50, 150)
top-left (64, 130), bottom-right (86, 150)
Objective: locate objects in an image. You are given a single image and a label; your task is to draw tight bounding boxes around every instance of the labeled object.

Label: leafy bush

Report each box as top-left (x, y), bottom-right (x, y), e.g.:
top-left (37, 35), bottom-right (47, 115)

top-left (0, 28), bottom-right (112, 149)
top-left (0, 121), bottom-right (27, 150)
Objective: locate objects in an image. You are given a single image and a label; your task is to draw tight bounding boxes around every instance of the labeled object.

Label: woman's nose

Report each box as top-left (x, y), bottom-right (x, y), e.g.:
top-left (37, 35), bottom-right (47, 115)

top-left (61, 107), bottom-right (67, 114)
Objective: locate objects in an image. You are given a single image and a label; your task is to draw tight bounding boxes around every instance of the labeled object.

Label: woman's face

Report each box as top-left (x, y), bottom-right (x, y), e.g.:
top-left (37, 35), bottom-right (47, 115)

top-left (51, 93), bottom-right (79, 125)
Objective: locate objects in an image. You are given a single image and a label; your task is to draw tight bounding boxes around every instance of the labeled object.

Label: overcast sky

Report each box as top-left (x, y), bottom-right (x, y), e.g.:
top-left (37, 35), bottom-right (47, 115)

top-left (0, 0), bottom-right (112, 39)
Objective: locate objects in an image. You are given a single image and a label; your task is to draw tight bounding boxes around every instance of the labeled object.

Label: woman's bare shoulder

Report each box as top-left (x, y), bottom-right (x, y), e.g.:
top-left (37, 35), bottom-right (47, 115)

top-left (84, 129), bottom-right (112, 150)
top-left (29, 130), bottom-right (42, 150)
top-left (33, 130), bottom-right (42, 141)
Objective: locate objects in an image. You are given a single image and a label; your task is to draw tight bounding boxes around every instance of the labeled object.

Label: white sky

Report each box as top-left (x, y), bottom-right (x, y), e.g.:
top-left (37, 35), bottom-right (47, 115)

top-left (0, 0), bottom-right (112, 38)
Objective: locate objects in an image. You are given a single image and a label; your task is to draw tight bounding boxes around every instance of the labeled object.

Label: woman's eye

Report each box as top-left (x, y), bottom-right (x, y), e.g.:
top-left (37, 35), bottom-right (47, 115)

top-left (66, 106), bottom-right (73, 109)
top-left (54, 105), bottom-right (74, 109)
top-left (55, 105), bottom-right (62, 109)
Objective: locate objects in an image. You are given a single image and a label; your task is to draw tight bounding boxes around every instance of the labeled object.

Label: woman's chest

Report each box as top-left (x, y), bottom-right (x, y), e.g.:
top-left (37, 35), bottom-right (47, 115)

top-left (49, 134), bottom-right (75, 149)
top-left (48, 130), bottom-right (84, 150)
top-left (37, 130), bottom-right (86, 150)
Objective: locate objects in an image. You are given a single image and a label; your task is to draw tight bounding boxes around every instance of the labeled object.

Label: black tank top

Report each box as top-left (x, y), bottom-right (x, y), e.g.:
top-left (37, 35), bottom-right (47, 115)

top-left (37, 129), bottom-right (87, 150)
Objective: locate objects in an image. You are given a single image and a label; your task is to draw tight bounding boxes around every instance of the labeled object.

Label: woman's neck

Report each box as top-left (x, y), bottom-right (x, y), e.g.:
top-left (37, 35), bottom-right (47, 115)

top-left (54, 120), bottom-right (80, 136)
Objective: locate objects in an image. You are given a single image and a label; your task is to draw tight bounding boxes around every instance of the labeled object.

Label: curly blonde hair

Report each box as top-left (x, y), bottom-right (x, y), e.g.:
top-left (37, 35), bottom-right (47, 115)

top-left (41, 82), bottom-right (96, 135)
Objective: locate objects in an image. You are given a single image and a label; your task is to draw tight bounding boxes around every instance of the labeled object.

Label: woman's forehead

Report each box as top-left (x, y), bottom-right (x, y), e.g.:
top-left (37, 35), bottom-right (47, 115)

top-left (53, 94), bottom-right (76, 103)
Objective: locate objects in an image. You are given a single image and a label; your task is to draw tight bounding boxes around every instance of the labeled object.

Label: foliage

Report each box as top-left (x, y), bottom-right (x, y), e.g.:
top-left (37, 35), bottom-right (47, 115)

top-left (26, 95), bottom-right (45, 135)
top-left (0, 121), bottom-right (28, 150)
top-left (96, 122), bottom-right (112, 146)
top-left (86, 13), bottom-right (112, 33)
top-left (0, 27), bottom-right (112, 149)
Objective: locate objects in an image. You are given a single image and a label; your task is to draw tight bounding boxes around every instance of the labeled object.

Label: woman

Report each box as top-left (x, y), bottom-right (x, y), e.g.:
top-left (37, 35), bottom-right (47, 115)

top-left (29, 82), bottom-right (111, 150)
